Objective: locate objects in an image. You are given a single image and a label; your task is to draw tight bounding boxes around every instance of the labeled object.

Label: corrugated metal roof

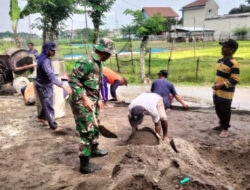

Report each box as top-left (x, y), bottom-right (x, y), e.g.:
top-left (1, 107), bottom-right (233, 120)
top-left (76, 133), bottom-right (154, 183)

top-left (170, 26), bottom-right (215, 32)
top-left (142, 7), bottom-right (178, 18)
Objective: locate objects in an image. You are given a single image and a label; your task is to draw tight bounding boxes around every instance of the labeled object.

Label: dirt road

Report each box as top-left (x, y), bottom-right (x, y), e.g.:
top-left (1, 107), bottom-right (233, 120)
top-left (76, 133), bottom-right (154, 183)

top-left (117, 85), bottom-right (250, 110)
top-left (0, 95), bottom-right (249, 190)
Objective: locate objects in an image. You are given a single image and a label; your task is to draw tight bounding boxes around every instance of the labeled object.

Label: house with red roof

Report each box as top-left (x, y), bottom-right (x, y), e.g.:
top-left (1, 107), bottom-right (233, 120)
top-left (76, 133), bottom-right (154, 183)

top-left (142, 7), bottom-right (178, 19)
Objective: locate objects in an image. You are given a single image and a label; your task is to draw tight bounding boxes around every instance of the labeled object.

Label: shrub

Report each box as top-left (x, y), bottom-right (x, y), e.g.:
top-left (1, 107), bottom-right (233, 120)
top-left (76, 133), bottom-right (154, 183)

top-left (233, 27), bottom-right (250, 39)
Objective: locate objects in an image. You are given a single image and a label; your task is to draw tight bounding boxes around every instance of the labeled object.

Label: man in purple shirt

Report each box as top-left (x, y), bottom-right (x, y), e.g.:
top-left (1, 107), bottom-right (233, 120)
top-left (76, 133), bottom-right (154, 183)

top-left (151, 70), bottom-right (188, 109)
top-left (35, 42), bottom-right (71, 131)
top-left (27, 42), bottom-right (39, 59)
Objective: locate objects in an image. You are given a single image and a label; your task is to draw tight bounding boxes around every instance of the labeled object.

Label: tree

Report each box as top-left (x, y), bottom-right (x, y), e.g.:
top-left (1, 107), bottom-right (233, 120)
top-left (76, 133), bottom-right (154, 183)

top-left (229, 3), bottom-right (250, 14)
top-left (0, 31), bottom-right (14, 39)
top-left (80, 0), bottom-right (115, 44)
top-left (164, 18), bottom-right (176, 32)
top-left (121, 25), bottom-right (137, 37)
top-left (74, 28), bottom-right (95, 42)
top-left (21, 0), bottom-right (78, 43)
top-left (9, 0), bottom-right (21, 48)
top-left (124, 9), bottom-right (165, 82)
top-left (178, 17), bottom-right (183, 25)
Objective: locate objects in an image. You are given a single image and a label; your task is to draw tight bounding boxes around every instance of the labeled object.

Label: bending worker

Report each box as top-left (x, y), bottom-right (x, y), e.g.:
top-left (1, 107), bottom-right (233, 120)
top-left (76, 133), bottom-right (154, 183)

top-left (151, 70), bottom-right (188, 109)
top-left (68, 38), bottom-right (115, 174)
top-left (101, 67), bottom-right (128, 102)
top-left (128, 92), bottom-right (168, 142)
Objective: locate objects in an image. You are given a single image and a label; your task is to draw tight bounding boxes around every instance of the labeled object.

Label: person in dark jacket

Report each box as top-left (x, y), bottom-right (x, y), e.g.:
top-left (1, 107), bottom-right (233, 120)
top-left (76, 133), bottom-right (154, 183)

top-left (35, 42), bottom-right (71, 131)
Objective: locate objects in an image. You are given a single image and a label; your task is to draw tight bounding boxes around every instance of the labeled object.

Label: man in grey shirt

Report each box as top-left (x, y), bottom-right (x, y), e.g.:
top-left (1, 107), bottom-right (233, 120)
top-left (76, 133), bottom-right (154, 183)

top-left (128, 93), bottom-right (168, 142)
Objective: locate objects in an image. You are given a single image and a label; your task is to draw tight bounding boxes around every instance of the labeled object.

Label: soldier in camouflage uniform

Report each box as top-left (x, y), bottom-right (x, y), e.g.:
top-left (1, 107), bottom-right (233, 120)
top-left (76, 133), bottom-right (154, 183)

top-left (68, 38), bottom-right (115, 174)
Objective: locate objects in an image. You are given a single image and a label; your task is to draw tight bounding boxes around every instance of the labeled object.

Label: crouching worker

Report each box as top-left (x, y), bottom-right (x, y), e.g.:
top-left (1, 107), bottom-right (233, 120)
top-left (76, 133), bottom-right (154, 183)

top-left (68, 38), bottom-right (115, 174)
top-left (35, 42), bottom-right (72, 131)
top-left (102, 67), bottom-right (128, 102)
top-left (20, 83), bottom-right (36, 105)
top-left (128, 93), bottom-right (168, 142)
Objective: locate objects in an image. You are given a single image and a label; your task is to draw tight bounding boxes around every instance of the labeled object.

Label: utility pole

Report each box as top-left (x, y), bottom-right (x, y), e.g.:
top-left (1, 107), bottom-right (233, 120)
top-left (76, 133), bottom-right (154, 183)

top-left (21, 0), bottom-right (32, 41)
top-left (84, 5), bottom-right (88, 53)
top-left (167, 17), bottom-right (177, 73)
top-left (115, 10), bottom-right (119, 39)
top-left (28, 15), bottom-right (32, 40)
top-left (71, 18), bottom-right (74, 60)
top-left (193, 16), bottom-right (196, 61)
top-left (84, 6), bottom-right (88, 40)
top-left (115, 11), bottom-right (119, 31)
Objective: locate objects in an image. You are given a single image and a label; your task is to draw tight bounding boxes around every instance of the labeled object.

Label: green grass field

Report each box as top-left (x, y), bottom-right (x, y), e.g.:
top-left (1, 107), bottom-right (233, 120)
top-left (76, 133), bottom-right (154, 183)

top-left (64, 40), bottom-right (250, 85)
top-left (1, 40), bottom-right (249, 85)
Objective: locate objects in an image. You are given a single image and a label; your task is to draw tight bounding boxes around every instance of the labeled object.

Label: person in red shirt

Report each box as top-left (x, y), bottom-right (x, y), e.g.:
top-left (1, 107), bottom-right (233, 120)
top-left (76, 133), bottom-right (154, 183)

top-left (101, 67), bottom-right (128, 102)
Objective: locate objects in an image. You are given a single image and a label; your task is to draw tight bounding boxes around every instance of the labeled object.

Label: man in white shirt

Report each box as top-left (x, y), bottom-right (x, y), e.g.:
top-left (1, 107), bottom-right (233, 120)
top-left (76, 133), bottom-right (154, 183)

top-left (128, 93), bottom-right (168, 142)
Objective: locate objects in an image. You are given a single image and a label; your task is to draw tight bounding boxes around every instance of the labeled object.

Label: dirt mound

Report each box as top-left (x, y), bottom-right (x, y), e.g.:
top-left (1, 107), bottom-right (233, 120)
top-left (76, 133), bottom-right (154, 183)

top-left (1, 97), bottom-right (250, 190)
top-left (110, 138), bottom-right (250, 190)
top-left (127, 127), bottom-right (160, 145)
top-left (113, 174), bottom-right (159, 190)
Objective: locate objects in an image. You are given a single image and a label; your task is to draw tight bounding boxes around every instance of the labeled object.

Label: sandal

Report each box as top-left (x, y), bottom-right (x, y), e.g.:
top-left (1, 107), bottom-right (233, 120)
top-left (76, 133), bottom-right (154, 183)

top-left (36, 118), bottom-right (48, 126)
top-left (219, 130), bottom-right (228, 138)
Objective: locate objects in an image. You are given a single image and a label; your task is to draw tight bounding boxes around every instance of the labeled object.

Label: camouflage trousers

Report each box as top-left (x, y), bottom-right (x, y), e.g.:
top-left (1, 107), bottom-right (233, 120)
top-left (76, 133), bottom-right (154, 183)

top-left (69, 97), bottom-right (99, 157)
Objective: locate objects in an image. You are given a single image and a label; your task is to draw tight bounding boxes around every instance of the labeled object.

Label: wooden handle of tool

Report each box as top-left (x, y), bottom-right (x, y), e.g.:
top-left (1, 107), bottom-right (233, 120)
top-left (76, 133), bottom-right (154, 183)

top-left (92, 111), bottom-right (98, 127)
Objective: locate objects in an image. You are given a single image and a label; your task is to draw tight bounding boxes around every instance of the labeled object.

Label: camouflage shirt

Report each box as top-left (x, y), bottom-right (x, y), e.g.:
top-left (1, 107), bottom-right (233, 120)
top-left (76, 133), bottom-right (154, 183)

top-left (69, 53), bottom-right (103, 101)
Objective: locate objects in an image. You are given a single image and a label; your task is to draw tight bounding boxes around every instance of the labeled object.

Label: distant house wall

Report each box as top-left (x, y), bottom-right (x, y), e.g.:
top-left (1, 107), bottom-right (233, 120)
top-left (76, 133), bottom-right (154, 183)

top-left (183, 8), bottom-right (206, 27)
top-left (205, 14), bottom-right (250, 40)
top-left (182, 0), bottom-right (250, 40)
top-left (183, 0), bottom-right (218, 27)
top-left (204, 0), bottom-right (218, 18)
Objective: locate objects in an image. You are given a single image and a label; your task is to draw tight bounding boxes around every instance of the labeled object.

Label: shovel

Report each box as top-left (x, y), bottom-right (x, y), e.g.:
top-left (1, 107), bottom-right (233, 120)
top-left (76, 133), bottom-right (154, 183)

top-left (92, 111), bottom-right (117, 138)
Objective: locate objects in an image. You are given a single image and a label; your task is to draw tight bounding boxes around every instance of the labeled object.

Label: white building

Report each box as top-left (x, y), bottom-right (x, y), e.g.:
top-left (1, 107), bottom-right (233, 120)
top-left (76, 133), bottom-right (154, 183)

top-left (182, 0), bottom-right (218, 28)
top-left (181, 0), bottom-right (250, 40)
top-left (205, 12), bottom-right (250, 40)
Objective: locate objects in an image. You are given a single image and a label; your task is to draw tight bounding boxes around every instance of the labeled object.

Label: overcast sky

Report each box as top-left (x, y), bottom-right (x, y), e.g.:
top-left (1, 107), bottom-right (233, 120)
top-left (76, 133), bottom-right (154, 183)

top-left (0, 0), bottom-right (247, 35)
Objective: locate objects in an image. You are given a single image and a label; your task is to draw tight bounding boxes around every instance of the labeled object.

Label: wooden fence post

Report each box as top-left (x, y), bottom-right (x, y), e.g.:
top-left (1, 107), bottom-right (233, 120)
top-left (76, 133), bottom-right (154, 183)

top-left (167, 57), bottom-right (171, 73)
top-left (109, 58), bottom-right (112, 70)
top-left (148, 48), bottom-right (152, 76)
top-left (196, 57), bottom-right (200, 81)
top-left (129, 36), bottom-right (135, 73)
top-left (115, 54), bottom-right (120, 73)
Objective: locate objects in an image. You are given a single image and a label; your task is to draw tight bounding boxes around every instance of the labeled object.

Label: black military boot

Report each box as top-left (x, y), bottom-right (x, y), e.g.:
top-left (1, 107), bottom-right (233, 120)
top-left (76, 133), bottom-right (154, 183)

top-left (91, 144), bottom-right (108, 157)
top-left (79, 156), bottom-right (101, 174)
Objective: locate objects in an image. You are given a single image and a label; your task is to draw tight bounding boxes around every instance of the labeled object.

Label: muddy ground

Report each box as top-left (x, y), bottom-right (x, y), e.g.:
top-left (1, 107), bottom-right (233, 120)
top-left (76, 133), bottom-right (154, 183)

top-left (0, 92), bottom-right (250, 190)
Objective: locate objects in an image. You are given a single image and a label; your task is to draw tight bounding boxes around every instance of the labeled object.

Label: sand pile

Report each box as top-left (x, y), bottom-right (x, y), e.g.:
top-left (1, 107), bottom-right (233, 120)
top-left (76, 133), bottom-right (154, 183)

top-left (1, 97), bottom-right (250, 190)
top-left (127, 127), bottom-right (160, 145)
top-left (110, 138), bottom-right (250, 190)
